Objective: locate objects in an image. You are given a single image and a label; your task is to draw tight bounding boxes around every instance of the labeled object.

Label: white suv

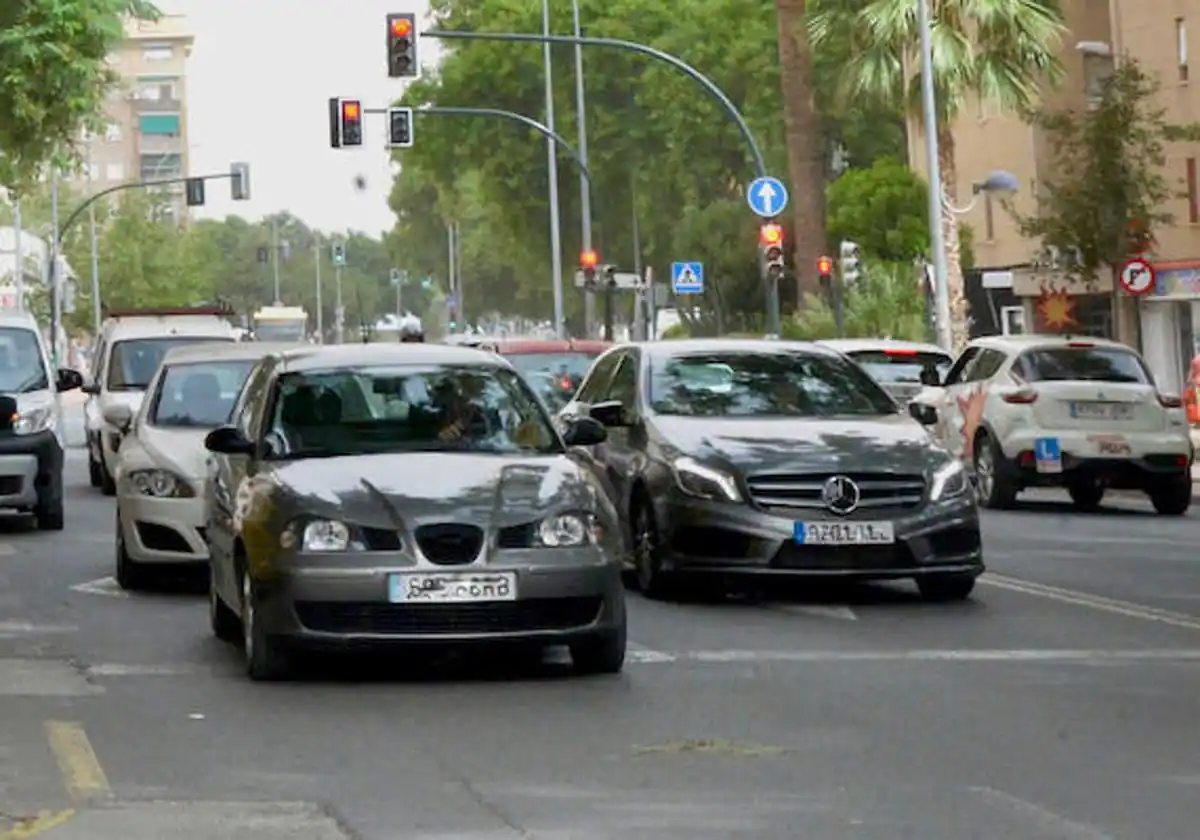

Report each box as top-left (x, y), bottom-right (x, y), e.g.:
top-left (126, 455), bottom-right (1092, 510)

top-left (910, 334), bottom-right (1193, 514)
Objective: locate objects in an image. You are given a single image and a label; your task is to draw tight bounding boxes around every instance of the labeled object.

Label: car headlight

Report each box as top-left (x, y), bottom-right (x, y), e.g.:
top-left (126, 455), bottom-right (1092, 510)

top-left (287, 519), bottom-right (363, 552)
top-left (930, 460), bottom-right (968, 501)
top-left (672, 456), bottom-right (742, 502)
top-left (536, 513), bottom-right (600, 547)
top-left (127, 468), bottom-right (195, 498)
top-left (13, 405), bottom-right (54, 436)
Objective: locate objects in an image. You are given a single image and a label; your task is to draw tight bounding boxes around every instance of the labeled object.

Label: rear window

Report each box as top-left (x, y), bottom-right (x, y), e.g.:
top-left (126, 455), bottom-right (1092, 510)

top-left (505, 352), bottom-right (598, 380)
top-left (849, 350), bottom-right (952, 385)
top-left (1014, 347), bottom-right (1150, 384)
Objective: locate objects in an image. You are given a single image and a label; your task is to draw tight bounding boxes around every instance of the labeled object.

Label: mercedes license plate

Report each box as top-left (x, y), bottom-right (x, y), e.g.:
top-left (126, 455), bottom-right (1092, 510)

top-left (794, 522), bottom-right (895, 546)
top-left (1070, 401), bottom-right (1133, 421)
top-left (388, 572), bottom-right (518, 604)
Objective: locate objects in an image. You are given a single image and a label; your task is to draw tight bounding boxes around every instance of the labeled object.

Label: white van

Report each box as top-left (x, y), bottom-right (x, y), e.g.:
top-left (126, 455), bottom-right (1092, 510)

top-left (0, 311), bottom-right (84, 530)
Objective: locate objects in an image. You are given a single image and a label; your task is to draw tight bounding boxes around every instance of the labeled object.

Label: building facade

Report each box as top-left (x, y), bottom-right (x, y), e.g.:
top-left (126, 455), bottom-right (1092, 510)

top-left (70, 15), bottom-right (195, 223)
top-left (909, 0), bottom-right (1200, 394)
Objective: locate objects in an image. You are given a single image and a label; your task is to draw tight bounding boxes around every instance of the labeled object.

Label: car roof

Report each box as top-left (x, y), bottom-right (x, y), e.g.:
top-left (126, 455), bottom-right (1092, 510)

top-left (968, 333), bottom-right (1133, 353)
top-left (160, 342), bottom-right (306, 365)
top-left (633, 338), bottom-right (843, 359)
top-left (104, 318), bottom-right (239, 341)
top-left (817, 338), bottom-right (950, 356)
top-left (0, 311), bottom-right (40, 331)
top-left (494, 339), bottom-right (611, 354)
top-left (276, 342), bottom-right (511, 372)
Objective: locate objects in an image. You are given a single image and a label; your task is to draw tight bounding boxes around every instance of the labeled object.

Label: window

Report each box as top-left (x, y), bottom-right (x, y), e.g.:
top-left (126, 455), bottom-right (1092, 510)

top-left (142, 45), bottom-right (173, 61)
top-left (147, 360), bottom-right (258, 428)
top-left (0, 328), bottom-right (48, 393)
top-left (104, 123), bottom-right (121, 142)
top-left (1188, 158), bottom-right (1198, 223)
top-left (105, 163), bottom-right (124, 182)
top-left (84, 162), bottom-right (100, 182)
top-left (984, 193), bottom-right (995, 240)
top-left (962, 349), bottom-right (1006, 383)
top-left (139, 153), bottom-right (181, 180)
top-left (138, 114), bottom-right (181, 136)
top-left (1013, 346), bottom-right (1150, 384)
top-left (1179, 18), bottom-right (1189, 82)
top-left (848, 350), bottom-right (954, 386)
top-left (606, 354), bottom-right (639, 410)
top-left (943, 348), bottom-right (980, 387)
top-left (506, 352), bottom-right (601, 411)
top-left (108, 337), bottom-right (235, 391)
top-left (574, 352), bottom-right (620, 404)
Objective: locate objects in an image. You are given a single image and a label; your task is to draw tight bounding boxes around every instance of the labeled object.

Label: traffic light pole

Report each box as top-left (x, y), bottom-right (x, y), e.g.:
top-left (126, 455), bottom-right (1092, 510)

top-left (422, 30), bottom-right (767, 179)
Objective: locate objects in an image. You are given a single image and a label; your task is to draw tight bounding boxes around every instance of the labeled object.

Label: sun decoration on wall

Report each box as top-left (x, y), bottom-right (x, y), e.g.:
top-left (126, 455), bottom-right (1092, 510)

top-left (1035, 286), bottom-right (1079, 331)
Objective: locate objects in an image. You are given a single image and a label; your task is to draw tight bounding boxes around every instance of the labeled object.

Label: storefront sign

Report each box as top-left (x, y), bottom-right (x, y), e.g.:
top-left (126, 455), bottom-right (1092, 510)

top-left (1152, 267), bottom-right (1200, 298)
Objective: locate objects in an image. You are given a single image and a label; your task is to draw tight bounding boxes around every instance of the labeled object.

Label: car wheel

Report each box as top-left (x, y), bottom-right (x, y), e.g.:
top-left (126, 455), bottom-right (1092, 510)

top-left (99, 453), bottom-right (116, 496)
top-left (241, 567), bottom-right (291, 681)
top-left (570, 623), bottom-right (626, 676)
top-left (34, 486), bottom-right (64, 531)
top-left (1067, 478), bottom-right (1105, 511)
top-left (88, 454), bottom-right (103, 488)
top-left (972, 433), bottom-right (1017, 510)
top-left (114, 508), bottom-right (146, 591)
top-left (208, 562), bottom-right (241, 644)
top-left (1149, 478), bottom-right (1192, 516)
top-left (916, 573), bottom-right (977, 601)
top-left (631, 498), bottom-right (679, 600)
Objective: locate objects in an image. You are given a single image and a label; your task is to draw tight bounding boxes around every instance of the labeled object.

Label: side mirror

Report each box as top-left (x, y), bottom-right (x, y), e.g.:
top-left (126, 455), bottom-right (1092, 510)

top-left (589, 400), bottom-right (628, 428)
top-left (909, 402), bottom-right (938, 426)
top-left (562, 416), bottom-right (608, 447)
top-left (919, 367), bottom-right (942, 387)
top-left (102, 403), bottom-right (133, 432)
top-left (80, 381), bottom-right (101, 395)
top-left (56, 368), bottom-right (84, 393)
top-left (204, 425), bottom-right (255, 455)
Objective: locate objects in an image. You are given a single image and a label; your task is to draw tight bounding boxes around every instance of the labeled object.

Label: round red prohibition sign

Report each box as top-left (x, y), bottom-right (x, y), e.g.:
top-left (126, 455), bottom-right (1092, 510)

top-left (1119, 257), bottom-right (1156, 296)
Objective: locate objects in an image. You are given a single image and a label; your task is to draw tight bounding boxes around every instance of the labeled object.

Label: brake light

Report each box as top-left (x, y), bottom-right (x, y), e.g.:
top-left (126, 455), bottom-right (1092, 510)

top-left (1002, 388), bottom-right (1039, 404)
top-left (883, 348), bottom-right (919, 356)
top-left (560, 378), bottom-right (572, 389)
top-left (1157, 392), bottom-right (1184, 408)
top-left (1066, 341), bottom-right (1094, 348)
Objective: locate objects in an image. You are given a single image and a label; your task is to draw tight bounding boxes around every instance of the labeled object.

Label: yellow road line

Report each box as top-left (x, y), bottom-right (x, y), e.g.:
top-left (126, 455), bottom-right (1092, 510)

top-left (1, 809), bottom-right (75, 840)
top-left (44, 721), bottom-right (109, 803)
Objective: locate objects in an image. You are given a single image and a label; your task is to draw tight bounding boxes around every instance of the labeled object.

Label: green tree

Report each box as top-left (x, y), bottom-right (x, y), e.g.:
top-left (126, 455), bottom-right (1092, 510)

top-left (826, 158), bottom-right (929, 261)
top-left (807, 0), bottom-right (1067, 348)
top-left (0, 0), bottom-right (158, 193)
top-left (1012, 58), bottom-right (1199, 285)
top-left (784, 262), bottom-right (930, 340)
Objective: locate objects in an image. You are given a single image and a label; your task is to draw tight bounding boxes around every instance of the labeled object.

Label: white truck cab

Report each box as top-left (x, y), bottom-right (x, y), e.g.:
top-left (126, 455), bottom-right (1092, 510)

top-left (83, 306), bottom-right (239, 494)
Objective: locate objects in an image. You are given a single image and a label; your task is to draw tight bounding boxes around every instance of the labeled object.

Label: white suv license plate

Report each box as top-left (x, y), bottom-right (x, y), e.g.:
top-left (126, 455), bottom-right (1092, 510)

top-left (794, 522), bottom-right (895, 546)
top-left (1070, 401), bottom-right (1133, 421)
top-left (388, 572), bottom-right (518, 604)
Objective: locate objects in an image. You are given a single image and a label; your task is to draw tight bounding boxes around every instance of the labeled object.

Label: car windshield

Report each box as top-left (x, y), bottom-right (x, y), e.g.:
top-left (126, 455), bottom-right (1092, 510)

top-left (1016, 346), bottom-right (1150, 384)
top-left (108, 337), bottom-right (234, 390)
top-left (265, 363), bottom-right (563, 460)
top-left (255, 322), bottom-right (306, 342)
top-left (506, 352), bottom-right (599, 410)
top-left (0, 328), bottom-right (48, 393)
top-left (849, 350), bottom-right (953, 385)
top-left (146, 360), bottom-right (257, 428)
top-left (649, 350), bottom-right (898, 417)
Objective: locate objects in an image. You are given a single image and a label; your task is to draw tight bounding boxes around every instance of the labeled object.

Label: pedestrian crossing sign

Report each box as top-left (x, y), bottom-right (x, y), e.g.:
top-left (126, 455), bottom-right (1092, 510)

top-left (671, 261), bottom-right (704, 294)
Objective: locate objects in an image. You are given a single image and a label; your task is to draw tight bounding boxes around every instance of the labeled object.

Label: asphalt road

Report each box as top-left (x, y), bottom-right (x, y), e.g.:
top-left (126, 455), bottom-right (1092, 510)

top-left (1, 436), bottom-right (1199, 837)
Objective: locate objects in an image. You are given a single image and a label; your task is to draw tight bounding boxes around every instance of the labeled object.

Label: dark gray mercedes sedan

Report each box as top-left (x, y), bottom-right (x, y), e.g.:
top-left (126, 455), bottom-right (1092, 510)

top-left (202, 343), bottom-right (625, 681)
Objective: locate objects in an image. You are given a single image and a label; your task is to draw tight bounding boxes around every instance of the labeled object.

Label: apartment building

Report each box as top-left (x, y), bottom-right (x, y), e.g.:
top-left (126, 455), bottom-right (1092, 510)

top-left (908, 0), bottom-right (1200, 392)
top-left (72, 15), bottom-right (195, 223)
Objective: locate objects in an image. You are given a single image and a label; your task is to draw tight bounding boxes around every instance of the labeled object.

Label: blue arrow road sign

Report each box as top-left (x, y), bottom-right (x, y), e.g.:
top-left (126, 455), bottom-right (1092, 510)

top-left (746, 176), bottom-right (789, 218)
top-left (671, 261), bottom-right (704, 294)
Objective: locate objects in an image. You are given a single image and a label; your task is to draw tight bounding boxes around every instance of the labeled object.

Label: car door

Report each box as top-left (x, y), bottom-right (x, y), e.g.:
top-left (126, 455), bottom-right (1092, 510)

top-left (558, 350), bottom-right (621, 427)
top-left (592, 350), bottom-right (643, 512)
top-left (939, 348), bottom-right (1007, 461)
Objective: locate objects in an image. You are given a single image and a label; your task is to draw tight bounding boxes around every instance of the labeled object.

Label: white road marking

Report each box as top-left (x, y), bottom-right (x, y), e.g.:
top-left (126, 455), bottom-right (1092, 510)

top-left (0, 620), bottom-right (77, 635)
top-left (626, 643), bottom-right (677, 663)
top-left (683, 649), bottom-right (1200, 663)
top-left (971, 785), bottom-right (1115, 839)
top-left (983, 573), bottom-right (1200, 631)
top-left (771, 604), bottom-right (857, 620)
top-left (0, 542), bottom-right (16, 556)
top-left (988, 531), bottom-right (1195, 549)
top-left (70, 577), bottom-right (130, 598)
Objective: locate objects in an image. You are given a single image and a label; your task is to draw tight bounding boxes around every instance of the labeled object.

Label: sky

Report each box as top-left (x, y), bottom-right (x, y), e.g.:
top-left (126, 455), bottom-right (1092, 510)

top-left (169, 0), bottom-right (438, 237)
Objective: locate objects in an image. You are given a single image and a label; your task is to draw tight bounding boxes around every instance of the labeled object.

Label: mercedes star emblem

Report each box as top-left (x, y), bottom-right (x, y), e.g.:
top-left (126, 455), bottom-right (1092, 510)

top-left (821, 475), bottom-right (861, 515)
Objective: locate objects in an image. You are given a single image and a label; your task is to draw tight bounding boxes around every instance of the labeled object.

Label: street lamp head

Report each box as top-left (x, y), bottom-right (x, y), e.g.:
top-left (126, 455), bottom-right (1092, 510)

top-left (975, 169), bottom-right (1020, 199)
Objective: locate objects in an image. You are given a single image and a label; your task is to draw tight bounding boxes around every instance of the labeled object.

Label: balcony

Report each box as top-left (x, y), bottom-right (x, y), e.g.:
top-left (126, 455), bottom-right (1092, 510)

top-left (136, 96), bottom-right (182, 113)
top-left (137, 133), bottom-right (183, 155)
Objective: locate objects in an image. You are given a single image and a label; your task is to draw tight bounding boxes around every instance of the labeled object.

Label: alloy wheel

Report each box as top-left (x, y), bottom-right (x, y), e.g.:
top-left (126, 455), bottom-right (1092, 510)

top-left (974, 446), bottom-right (994, 504)
top-left (241, 571), bottom-right (254, 659)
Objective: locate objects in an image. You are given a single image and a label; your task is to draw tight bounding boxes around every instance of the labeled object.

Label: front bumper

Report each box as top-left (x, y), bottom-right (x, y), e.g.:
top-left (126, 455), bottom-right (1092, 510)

top-left (999, 428), bottom-right (1191, 489)
top-left (655, 491), bottom-right (982, 580)
top-left (253, 548), bottom-right (625, 648)
top-left (0, 430), bottom-right (62, 510)
top-left (119, 493), bottom-right (208, 563)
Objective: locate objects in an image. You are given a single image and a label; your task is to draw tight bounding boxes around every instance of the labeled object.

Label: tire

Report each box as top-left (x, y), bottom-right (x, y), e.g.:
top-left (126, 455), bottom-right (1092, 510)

top-left (631, 496), bottom-right (679, 600)
top-left (972, 433), bottom-right (1017, 510)
top-left (570, 624), bottom-right (626, 675)
top-left (1150, 478), bottom-right (1192, 516)
top-left (1068, 479), bottom-right (1105, 512)
top-left (208, 562), bottom-right (241, 643)
top-left (240, 566), bottom-right (292, 681)
top-left (88, 454), bottom-right (103, 488)
top-left (917, 573), bottom-right (977, 601)
top-left (34, 491), bottom-right (64, 532)
top-left (100, 452), bottom-right (116, 496)
top-left (114, 509), bottom-right (147, 591)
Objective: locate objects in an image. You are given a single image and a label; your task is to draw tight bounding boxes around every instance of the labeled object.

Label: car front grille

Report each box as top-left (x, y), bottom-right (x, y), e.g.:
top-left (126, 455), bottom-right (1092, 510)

top-left (746, 472), bottom-right (926, 511)
top-left (293, 597), bottom-right (603, 635)
top-left (415, 523), bottom-right (484, 565)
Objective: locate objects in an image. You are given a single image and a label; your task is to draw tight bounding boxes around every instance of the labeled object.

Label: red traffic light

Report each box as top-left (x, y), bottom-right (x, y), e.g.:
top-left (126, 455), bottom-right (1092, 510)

top-left (759, 223), bottom-right (783, 246)
top-left (817, 256), bottom-right (834, 275)
top-left (341, 100), bottom-right (360, 121)
top-left (390, 17), bottom-right (413, 37)
top-left (580, 250), bottom-right (598, 269)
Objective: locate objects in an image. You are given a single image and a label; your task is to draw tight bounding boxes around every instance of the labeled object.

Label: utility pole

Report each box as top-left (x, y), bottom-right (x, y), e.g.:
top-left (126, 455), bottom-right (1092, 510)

top-left (88, 202), bottom-right (101, 333)
top-left (11, 198), bottom-right (22, 311)
top-left (630, 173), bottom-right (646, 340)
top-left (571, 0), bottom-right (594, 338)
top-left (49, 172), bottom-right (61, 369)
top-left (446, 222), bottom-right (457, 329)
top-left (313, 239), bottom-right (323, 343)
top-left (541, 0), bottom-right (566, 339)
top-left (334, 259), bottom-right (344, 345)
top-left (453, 222), bottom-right (464, 325)
top-left (271, 217), bottom-right (282, 305)
top-left (918, 0), bottom-right (952, 351)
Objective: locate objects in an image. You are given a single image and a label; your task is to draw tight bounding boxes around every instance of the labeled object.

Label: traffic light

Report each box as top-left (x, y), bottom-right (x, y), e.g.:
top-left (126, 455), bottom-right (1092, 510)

top-left (230, 162), bottom-right (250, 200)
top-left (760, 222), bottom-right (785, 280)
top-left (817, 255), bottom-right (834, 281)
top-left (839, 240), bottom-right (862, 284)
top-left (387, 13), bottom-right (419, 78)
top-left (338, 99), bottom-right (363, 147)
top-left (256, 246), bottom-right (269, 264)
top-left (331, 241), bottom-right (346, 266)
top-left (601, 264), bottom-right (617, 289)
top-left (185, 177), bottom-right (205, 207)
top-left (580, 249), bottom-right (598, 287)
top-left (388, 107), bottom-right (414, 148)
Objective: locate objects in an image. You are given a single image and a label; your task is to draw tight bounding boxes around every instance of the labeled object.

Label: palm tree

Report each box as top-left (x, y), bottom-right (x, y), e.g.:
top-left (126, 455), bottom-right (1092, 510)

top-left (807, 0), bottom-right (1066, 347)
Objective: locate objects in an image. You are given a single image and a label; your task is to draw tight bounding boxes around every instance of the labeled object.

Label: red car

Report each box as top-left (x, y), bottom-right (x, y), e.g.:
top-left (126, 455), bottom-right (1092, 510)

top-left (489, 339), bottom-right (611, 409)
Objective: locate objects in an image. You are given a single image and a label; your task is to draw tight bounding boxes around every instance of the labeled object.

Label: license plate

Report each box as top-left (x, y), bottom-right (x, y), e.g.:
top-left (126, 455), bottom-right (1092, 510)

top-left (1089, 435), bottom-right (1133, 456)
top-left (387, 572), bottom-right (518, 604)
top-left (794, 521), bottom-right (895, 545)
top-left (1070, 401), bottom-right (1133, 421)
